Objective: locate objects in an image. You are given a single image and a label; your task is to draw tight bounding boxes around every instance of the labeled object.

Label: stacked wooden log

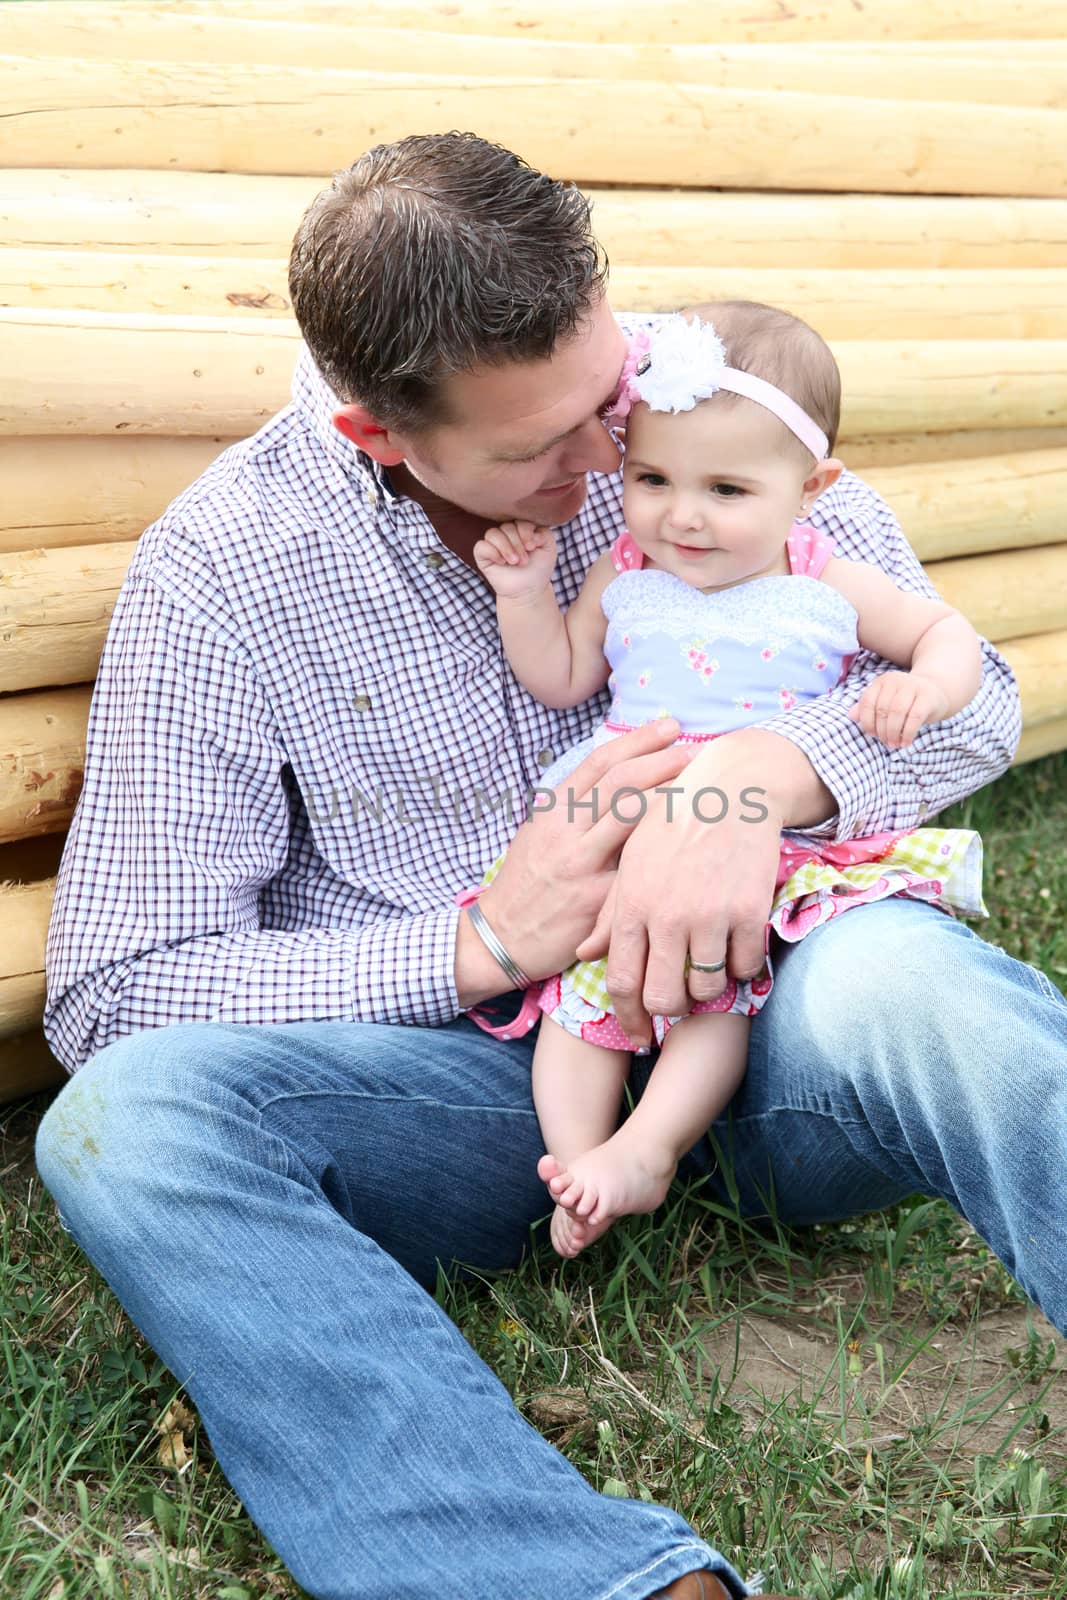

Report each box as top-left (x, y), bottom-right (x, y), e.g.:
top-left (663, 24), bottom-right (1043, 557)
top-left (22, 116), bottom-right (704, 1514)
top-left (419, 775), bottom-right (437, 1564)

top-left (2, 0), bottom-right (1065, 1100)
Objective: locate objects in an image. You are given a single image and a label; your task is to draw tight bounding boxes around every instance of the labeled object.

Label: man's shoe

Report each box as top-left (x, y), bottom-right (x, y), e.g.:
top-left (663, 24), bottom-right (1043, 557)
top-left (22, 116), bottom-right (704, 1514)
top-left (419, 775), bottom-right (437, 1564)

top-left (654, 1574), bottom-right (813, 1600)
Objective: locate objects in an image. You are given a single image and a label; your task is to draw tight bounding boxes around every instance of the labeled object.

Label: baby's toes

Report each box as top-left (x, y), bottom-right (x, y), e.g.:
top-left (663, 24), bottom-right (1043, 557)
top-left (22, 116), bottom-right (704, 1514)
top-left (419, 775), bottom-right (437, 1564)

top-left (555, 1174), bottom-right (586, 1212)
top-left (550, 1206), bottom-right (581, 1259)
top-left (537, 1153), bottom-right (566, 1186)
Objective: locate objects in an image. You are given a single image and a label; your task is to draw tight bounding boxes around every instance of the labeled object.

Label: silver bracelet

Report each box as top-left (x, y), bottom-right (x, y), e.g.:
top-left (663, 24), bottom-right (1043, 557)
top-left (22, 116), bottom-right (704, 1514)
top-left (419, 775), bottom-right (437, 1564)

top-left (465, 898), bottom-right (532, 990)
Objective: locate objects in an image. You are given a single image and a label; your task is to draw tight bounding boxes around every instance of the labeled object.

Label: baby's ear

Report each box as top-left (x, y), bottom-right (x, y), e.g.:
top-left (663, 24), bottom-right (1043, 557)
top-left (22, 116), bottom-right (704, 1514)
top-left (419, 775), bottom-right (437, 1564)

top-left (803, 456), bottom-right (845, 505)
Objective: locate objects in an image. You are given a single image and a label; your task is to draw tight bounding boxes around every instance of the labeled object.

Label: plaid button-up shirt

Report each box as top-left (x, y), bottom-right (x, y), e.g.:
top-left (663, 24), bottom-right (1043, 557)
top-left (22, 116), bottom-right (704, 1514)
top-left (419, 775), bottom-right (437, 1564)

top-left (44, 340), bottom-right (1021, 1072)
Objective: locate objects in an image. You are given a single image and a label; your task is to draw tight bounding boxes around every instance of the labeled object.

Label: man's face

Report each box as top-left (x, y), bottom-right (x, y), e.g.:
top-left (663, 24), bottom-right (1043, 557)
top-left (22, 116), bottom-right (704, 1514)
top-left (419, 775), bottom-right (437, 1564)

top-left (383, 298), bottom-right (629, 526)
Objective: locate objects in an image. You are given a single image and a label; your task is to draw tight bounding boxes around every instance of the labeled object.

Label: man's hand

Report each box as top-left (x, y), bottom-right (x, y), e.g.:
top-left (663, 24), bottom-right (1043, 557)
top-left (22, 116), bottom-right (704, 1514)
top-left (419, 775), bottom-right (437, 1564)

top-left (573, 729), bottom-right (833, 1048)
top-left (461, 720), bottom-right (692, 1005)
top-left (472, 520), bottom-right (558, 604)
top-left (850, 669), bottom-right (950, 750)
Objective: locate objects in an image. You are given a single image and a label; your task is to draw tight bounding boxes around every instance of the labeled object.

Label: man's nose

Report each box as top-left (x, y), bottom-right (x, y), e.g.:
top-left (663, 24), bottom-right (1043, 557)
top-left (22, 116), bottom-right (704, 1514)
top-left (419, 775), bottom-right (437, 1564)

top-left (560, 414), bottom-right (624, 477)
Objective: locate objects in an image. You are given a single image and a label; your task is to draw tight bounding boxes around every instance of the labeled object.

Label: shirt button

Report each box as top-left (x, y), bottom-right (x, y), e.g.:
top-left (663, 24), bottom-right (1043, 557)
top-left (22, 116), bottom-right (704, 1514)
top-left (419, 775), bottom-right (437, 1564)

top-left (353, 694), bottom-right (372, 713)
top-left (536, 748), bottom-right (555, 767)
top-left (424, 551), bottom-right (445, 570)
top-left (918, 802), bottom-right (928, 819)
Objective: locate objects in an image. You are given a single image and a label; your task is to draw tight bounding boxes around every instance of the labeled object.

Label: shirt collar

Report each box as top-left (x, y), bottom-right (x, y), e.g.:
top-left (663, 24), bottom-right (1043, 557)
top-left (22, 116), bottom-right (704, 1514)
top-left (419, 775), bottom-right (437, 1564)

top-left (290, 343), bottom-right (400, 502)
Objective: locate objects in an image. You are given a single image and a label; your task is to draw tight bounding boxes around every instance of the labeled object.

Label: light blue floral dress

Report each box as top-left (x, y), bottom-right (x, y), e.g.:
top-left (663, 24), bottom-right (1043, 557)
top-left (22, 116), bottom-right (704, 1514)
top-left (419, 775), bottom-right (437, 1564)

top-left (471, 524), bottom-right (984, 1050)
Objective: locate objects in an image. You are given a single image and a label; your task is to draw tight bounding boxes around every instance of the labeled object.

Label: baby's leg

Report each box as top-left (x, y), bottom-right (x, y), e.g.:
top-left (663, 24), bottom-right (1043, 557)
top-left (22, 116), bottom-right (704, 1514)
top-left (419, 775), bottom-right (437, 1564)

top-left (531, 1016), bottom-right (629, 1258)
top-left (548, 1012), bottom-right (750, 1256)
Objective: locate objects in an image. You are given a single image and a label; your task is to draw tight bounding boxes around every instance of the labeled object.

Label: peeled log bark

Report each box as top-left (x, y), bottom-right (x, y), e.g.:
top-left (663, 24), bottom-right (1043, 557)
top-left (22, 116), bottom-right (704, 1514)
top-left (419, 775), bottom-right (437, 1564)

top-left (834, 342), bottom-right (1067, 438)
top-left (0, 169), bottom-right (320, 259)
top-left (0, 877), bottom-right (54, 1036)
top-left (925, 544), bottom-right (1067, 642)
top-left (2, 58), bottom-right (1065, 196)
top-left (13, 249), bottom-right (1067, 340)
top-left (789, 41), bottom-right (1067, 56)
top-left (1015, 714), bottom-right (1067, 764)
top-left (6, 172), bottom-right (1067, 270)
top-left (0, 1028), bottom-right (66, 1102)
top-left (6, 9), bottom-right (1066, 106)
top-left (864, 450), bottom-right (1067, 562)
top-left (0, 688), bottom-right (90, 843)
top-left (999, 630), bottom-right (1067, 728)
top-left (622, 268), bottom-right (1067, 341)
top-left (0, 436), bottom-right (232, 552)
top-left (5, 315), bottom-right (1064, 439)
top-left (0, 542), bottom-right (138, 692)
top-left (142, 0), bottom-right (1067, 45)
top-left (2, 249), bottom-right (294, 319)
top-left (846, 428), bottom-right (1067, 470)
top-left (0, 310), bottom-right (299, 437)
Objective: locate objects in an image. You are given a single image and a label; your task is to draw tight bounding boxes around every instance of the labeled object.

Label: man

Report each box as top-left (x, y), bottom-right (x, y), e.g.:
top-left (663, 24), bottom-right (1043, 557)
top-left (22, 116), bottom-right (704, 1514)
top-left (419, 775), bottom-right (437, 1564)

top-left (36, 133), bottom-right (1066, 1600)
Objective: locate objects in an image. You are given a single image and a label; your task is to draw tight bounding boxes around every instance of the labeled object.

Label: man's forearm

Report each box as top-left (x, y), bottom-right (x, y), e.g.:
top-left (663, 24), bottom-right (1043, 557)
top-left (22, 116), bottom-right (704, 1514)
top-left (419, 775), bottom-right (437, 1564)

top-left (682, 726), bottom-right (836, 832)
top-left (45, 908), bottom-right (468, 1073)
top-left (455, 906), bottom-right (523, 1010)
top-left (757, 639), bottom-right (1021, 840)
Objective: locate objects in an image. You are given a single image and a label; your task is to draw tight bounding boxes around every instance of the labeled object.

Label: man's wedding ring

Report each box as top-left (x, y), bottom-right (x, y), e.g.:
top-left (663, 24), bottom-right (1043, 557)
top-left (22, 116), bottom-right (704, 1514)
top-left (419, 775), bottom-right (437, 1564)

top-left (687, 956), bottom-right (726, 974)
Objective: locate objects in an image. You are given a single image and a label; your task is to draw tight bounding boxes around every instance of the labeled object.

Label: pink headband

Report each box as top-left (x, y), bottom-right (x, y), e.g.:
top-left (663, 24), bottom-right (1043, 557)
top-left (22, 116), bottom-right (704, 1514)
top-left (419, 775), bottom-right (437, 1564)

top-left (606, 317), bottom-right (830, 462)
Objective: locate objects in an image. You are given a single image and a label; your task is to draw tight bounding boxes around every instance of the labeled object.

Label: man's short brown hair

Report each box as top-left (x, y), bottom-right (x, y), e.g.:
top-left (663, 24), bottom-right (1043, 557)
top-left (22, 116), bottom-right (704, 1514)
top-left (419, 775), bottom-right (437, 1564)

top-left (289, 132), bottom-right (608, 432)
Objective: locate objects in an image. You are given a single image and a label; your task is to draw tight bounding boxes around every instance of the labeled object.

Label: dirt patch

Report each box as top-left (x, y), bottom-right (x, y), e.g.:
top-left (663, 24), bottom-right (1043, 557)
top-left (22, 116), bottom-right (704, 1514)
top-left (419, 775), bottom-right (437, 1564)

top-left (702, 1305), bottom-right (1067, 1462)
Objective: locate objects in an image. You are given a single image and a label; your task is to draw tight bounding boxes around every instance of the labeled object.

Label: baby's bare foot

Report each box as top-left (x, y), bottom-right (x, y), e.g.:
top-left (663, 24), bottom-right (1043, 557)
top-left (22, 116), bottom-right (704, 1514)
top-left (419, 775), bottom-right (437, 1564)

top-left (549, 1203), bottom-right (615, 1259)
top-left (538, 1151), bottom-right (607, 1217)
top-left (538, 1137), bottom-right (677, 1257)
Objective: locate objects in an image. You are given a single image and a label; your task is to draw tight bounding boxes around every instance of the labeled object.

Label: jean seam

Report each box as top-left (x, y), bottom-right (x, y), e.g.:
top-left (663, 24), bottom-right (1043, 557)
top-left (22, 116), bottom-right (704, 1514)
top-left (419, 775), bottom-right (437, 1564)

top-left (1029, 967), bottom-right (1063, 1004)
top-left (594, 1545), bottom-right (728, 1600)
top-left (255, 1088), bottom-right (541, 1119)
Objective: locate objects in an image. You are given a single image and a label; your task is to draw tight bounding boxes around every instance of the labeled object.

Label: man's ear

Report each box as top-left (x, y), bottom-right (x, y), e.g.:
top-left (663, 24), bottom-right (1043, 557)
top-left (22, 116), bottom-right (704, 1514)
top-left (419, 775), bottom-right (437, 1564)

top-left (332, 403), bottom-right (407, 466)
top-left (801, 456), bottom-right (844, 508)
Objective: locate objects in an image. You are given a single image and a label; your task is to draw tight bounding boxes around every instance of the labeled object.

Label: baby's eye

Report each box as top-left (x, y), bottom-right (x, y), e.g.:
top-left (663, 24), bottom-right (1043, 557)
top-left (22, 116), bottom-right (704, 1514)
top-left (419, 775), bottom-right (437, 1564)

top-left (712, 483), bottom-right (745, 497)
top-left (636, 472), bottom-right (668, 487)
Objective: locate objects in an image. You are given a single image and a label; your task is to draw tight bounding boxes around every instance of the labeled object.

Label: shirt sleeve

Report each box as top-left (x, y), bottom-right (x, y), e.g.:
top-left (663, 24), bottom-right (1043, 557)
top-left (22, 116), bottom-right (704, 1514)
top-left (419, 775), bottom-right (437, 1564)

top-left (43, 569), bottom-right (462, 1074)
top-left (756, 470), bottom-right (1022, 841)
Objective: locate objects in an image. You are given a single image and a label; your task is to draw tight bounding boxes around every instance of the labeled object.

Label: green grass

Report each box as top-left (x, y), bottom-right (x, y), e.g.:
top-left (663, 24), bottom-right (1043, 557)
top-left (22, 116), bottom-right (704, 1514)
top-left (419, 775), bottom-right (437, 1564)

top-left (2, 754), bottom-right (1065, 1599)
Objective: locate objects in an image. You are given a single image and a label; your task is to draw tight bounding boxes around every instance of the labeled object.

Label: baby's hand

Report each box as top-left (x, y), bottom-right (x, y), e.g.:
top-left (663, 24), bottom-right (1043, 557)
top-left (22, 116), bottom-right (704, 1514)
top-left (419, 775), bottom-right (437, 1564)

top-left (473, 521), bottom-right (558, 601)
top-left (851, 670), bottom-right (950, 749)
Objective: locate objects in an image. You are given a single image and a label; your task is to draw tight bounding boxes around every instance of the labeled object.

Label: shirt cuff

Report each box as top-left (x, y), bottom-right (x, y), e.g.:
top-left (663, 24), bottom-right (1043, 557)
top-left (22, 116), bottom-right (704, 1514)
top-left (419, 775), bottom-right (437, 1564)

top-left (350, 903), bottom-right (463, 1027)
top-left (757, 699), bottom-right (924, 843)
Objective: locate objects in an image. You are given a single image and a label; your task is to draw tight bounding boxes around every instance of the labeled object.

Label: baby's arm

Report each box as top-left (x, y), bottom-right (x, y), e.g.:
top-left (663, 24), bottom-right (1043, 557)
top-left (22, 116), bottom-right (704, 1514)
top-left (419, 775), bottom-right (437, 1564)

top-left (473, 521), bottom-right (616, 709)
top-left (823, 557), bottom-right (984, 749)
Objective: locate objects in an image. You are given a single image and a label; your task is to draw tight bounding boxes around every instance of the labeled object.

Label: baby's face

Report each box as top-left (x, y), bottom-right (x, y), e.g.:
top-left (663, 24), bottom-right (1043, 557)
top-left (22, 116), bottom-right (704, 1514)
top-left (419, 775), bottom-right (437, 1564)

top-left (621, 398), bottom-right (812, 591)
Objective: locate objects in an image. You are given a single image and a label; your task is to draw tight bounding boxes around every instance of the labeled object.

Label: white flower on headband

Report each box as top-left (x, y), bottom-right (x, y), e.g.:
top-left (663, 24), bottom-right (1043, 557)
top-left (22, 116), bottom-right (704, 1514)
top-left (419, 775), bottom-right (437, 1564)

top-left (615, 312), bottom-right (831, 460)
top-left (630, 314), bottom-right (729, 414)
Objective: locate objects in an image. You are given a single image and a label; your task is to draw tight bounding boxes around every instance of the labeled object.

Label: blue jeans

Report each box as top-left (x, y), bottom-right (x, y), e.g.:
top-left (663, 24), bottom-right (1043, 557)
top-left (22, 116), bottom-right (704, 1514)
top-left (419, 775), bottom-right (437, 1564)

top-left (35, 900), bottom-right (1067, 1599)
